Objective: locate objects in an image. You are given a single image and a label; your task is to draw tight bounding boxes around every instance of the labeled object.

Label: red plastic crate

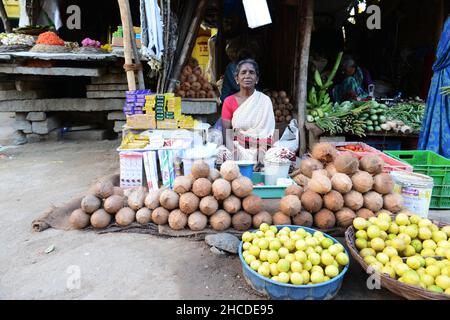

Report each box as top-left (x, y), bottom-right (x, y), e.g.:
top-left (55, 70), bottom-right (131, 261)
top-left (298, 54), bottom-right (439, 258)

top-left (332, 141), bottom-right (382, 158)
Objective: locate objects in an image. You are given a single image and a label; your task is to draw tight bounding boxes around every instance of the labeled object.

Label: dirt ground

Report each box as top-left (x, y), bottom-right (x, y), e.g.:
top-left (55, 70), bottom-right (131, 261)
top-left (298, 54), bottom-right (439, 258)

top-left (0, 113), bottom-right (449, 300)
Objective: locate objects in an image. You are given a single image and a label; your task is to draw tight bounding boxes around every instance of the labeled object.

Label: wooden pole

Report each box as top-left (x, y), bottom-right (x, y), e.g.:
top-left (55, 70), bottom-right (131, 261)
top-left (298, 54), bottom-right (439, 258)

top-left (0, 0), bottom-right (12, 33)
top-left (295, 0), bottom-right (314, 155)
top-left (118, 0), bottom-right (137, 91)
top-left (167, 0), bottom-right (208, 93)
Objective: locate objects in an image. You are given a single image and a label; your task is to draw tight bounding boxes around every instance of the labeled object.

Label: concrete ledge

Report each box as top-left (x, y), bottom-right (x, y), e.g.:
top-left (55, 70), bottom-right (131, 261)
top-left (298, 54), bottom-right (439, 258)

top-left (0, 98), bottom-right (124, 112)
top-left (181, 100), bottom-right (218, 115)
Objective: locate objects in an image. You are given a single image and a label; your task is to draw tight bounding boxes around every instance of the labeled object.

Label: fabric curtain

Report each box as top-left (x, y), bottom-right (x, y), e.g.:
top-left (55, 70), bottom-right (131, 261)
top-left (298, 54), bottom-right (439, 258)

top-left (418, 17), bottom-right (450, 158)
top-left (140, 0), bottom-right (164, 62)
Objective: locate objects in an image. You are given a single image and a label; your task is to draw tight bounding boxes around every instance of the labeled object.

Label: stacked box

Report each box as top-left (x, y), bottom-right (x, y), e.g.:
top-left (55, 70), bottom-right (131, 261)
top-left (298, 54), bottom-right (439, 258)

top-left (155, 95), bottom-right (166, 121)
top-left (126, 114), bottom-right (156, 129)
top-left (166, 97), bottom-right (182, 120)
top-left (157, 119), bottom-right (178, 129)
top-left (123, 89), bottom-right (152, 115)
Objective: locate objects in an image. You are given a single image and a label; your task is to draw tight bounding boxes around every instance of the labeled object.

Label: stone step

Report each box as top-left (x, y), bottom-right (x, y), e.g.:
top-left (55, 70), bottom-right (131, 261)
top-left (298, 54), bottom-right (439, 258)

top-left (86, 91), bottom-right (126, 99)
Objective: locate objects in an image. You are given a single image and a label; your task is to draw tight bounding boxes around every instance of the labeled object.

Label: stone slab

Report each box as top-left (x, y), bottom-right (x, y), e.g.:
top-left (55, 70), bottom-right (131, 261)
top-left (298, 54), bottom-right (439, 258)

top-left (26, 133), bottom-right (47, 143)
top-left (0, 66), bottom-right (106, 77)
top-left (32, 116), bottom-right (61, 135)
top-left (181, 100), bottom-right (218, 115)
top-left (107, 111), bottom-right (126, 121)
top-left (0, 98), bottom-right (124, 112)
top-left (86, 91), bottom-right (126, 99)
top-left (14, 112), bottom-right (27, 121)
top-left (86, 84), bottom-right (129, 91)
top-left (26, 112), bottom-right (46, 121)
top-left (14, 119), bottom-right (31, 132)
top-left (0, 90), bottom-right (47, 100)
top-left (113, 121), bottom-right (126, 133)
top-left (91, 74), bottom-right (129, 85)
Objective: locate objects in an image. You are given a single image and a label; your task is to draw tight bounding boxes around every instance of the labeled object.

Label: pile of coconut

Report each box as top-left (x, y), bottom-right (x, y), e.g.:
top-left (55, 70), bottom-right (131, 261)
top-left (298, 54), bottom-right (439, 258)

top-left (275, 143), bottom-right (405, 230)
top-left (70, 160), bottom-right (271, 232)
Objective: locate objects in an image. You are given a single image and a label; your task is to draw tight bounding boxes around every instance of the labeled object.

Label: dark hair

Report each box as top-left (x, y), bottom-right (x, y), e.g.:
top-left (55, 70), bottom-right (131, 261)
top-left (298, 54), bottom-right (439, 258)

top-left (234, 59), bottom-right (260, 78)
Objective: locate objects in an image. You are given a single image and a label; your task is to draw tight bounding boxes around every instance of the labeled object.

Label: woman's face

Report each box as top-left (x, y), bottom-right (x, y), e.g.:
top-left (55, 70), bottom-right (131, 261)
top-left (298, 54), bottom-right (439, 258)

top-left (236, 63), bottom-right (258, 90)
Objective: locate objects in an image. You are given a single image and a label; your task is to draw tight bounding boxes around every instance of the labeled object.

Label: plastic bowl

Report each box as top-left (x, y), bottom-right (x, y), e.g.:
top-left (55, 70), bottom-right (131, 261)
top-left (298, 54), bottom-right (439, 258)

top-left (238, 225), bottom-right (349, 300)
top-left (235, 161), bottom-right (255, 179)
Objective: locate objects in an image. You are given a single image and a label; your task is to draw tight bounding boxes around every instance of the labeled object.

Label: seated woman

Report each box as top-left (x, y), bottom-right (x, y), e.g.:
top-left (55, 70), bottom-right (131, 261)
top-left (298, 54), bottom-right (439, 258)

top-left (221, 59), bottom-right (275, 163)
top-left (332, 56), bottom-right (373, 102)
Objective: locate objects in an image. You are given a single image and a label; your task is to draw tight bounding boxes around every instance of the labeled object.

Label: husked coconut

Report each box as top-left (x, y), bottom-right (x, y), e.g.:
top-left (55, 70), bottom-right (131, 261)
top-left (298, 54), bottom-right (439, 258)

top-left (311, 143), bottom-right (337, 163)
top-left (293, 174), bottom-right (310, 187)
top-left (152, 207), bottom-right (170, 225)
top-left (360, 155), bottom-right (384, 174)
top-left (173, 176), bottom-right (193, 194)
top-left (363, 191), bottom-right (383, 212)
top-left (208, 168), bottom-right (221, 182)
top-left (335, 208), bottom-right (356, 228)
top-left (231, 176), bottom-right (254, 198)
top-left (179, 192), bottom-right (200, 214)
top-left (280, 195), bottom-right (302, 216)
top-left (300, 190), bottom-right (323, 213)
top-left (325, 163), bottom-right (338, 177)
top-left (373, 173), bottom-right (394, 194)
top-left (383, 193), bottom-right (404, 213)
top-left (323, 191), bottom-right (344, 211)
top-left (212, 178), bottom-right (232, 200)
top-left (210, 210), bottom-right (232, 231)
top-left (192, 178), bottom-right (212, 197)
top-left (93, 180), bottom-right (114, 199)
top-left (334, 152), bottom-right (359, 175)
top-left (312, 169), bottom-right (331, 179)
top-left (113, 187), bottom-right (124, 196)
top-left (188, 211), bottom-right (208, 231)
top-left (351, 171), bottom-right (374, 193)
top-left (191, 160), bottom-right (210, 179)
top-left (90, 209), bottom-right (111, 229)
top-left (252, 211), bottom-right (273, 228)
top-left (223, 195), bottom-right (241, 214)
top-left (81, 194), bottom-right (101, 214)
top-left (231, 211), bottom-right (252, 231)
top-left (292, 211), bottom-right (313, 227)
top-left (115, 207), bottom-right (136, 226)
top-left (300, 158), bottom-right (323, 178)
top-left (314, 209), bottom-right (336, 229)
top-left (356, 208), bottom-right (375, 219)
top-left (272, 212), bottom-right (292, 225)
top-left (127, 187), bottom-right (147, 210)
top-left (199, 196), bottom-right (219, 216)
top-left (70, 209), bottom-right (90, 229)
top-left (159, 189), bottom-right (180, 210)
top-left (331, 173), bottom-right (353, 193)
top-left (145, 189), bottom-right (161, 209)
top-left (136, 207), bottom-right (152, 224)
top-left (104, 195), bottom-right (124, 214)
top-left (343, 191), bottom-right (364, 211)
top-left (308, 175), bottom-right (332, 194)
top-left (220, 161), bottom-right (240, 181)
top-left (242, 195), bottom-right (263, 215)
top-left (168, 209), bottom-right (188, 230)
top-left (284, 185), bottom-right (304, 198)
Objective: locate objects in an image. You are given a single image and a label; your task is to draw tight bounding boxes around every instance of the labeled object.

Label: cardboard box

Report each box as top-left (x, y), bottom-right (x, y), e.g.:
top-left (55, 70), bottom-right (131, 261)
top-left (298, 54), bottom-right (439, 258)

top-left (126, 114), bottom-right (156, 129)
top-left (120, 152), bottom-right (144, 188)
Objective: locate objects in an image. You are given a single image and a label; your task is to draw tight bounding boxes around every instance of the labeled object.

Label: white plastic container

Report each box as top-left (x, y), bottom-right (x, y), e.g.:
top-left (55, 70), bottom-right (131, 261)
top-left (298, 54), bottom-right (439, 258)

top-left (264, 161), bottom-right (290, 186)
top-left (182, 156), bottom-right (216, 176)
top-left (390, 171), bottom-right (434, 218)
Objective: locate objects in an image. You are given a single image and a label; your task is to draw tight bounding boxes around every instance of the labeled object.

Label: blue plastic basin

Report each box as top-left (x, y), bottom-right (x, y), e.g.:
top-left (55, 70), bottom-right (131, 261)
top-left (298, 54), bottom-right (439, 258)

top-left (238, 225), bottom-right (349, 300)
top-left (235, 161), bottom-right (255, 179)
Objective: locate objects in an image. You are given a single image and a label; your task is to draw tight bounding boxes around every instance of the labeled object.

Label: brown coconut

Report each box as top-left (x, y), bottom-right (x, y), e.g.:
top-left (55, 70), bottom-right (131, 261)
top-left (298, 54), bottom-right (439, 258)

top-left (311, 142), bottom-right (337, 163)
top-left (272, 211), bottom-right (292, 225)
top-left (293, 174), bottom-right (310, 187)
top-left (127, 187), bottom-right (147, 210)
top-left (231, 176), bottom-right (254, 198)
top-left (81, 194), bottom-right (101, 214)
top-left (373, 173), bottom-right (394, 194)
top-left (145, 189), bottom-right (161, 209)
top-left (300, 158), bottom-right (324, 178)
top-left (335, 207), bottom-right (356, 228)
top-left (199, 196), bottom-right (219, 216)
top-left (325, 163), bottom-right (338, 177)
top-left (168, 209), bottom-right (188, 230)
top-left (104, 195), bottom-right (124, 214)
top-left (192, 178), bottom-right (212, 197)
top-left (93, 180), bottom-right (114, 199)
top-left (188, 211), bottom-right (208, 231)
top-left (292, 211), bottom-right (313, 227)
top-left (159, 189), bottom-right (180, 210)
top-left (351, 171), bottom-right (374, 193)
top-left (70, 209), bottom-right (90, 229)
top-left (280, 195), bottom-right (302, 216)
top-left (115, 207), bottom-right (136, 226)
top-left (356, 208), bottom-right (375, 219)
top-left (383, 193), bottom-right (404, 213)
top-left (331, 173), bottom-right (353, 194)
top-left (212, 178), bottom-right (232, 200)
top-left (179, 192), bottom-right (200, 214)
top-left (152, 207), bottom-right (170, 225)
top-left (334, 152), bottom-right (359, 175)
top-left (173, 176), bottom-right (193, 194)
top-left (323, 190), bottom-right (344, 212)
top-left (211, 210), bottom-right (232, 231)
top-left (136, 207), bottom-right (152, 224)
top-left (90, 209), bottom-right (112, 229)
top-left (220, 161), bottom-right (240, 181)
top-left (191, 160), bottom-right (210, 179)
top-left (208, 168), bottom-right (221, 182)
top-left (314, 209), bottom-right (336, 229)
top-left (252, 211), bottom-right (273, 228)
top-left (308, 175), bottom-right (332, 194)
top-left (344, 191), bottom-right (364, 211)
top-left (360, 155), bottom-right (384, 174)
top-left (300, 190), bottom-right (323, 213)
top-left (284, 185), bottom-right (304, 198)
top-left (231, 211), bottom-right (253, 231)
top-left (363, 191), bottom-right (384, 212)
top-left (242, 195), bottom-right (263, 215)
top-left (113, 187), bottom-right (124, 196)
top-left (312, 169), bottom-right (331, 179)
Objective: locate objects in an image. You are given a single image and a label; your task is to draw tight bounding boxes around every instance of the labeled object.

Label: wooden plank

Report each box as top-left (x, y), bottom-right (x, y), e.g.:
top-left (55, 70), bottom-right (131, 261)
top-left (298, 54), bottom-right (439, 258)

top-left (0, 66), bottom-right (106, 77)
top-left (0, 98), bottom-right (124, 112)
top-left (86, 84), bottom-right (129, 91)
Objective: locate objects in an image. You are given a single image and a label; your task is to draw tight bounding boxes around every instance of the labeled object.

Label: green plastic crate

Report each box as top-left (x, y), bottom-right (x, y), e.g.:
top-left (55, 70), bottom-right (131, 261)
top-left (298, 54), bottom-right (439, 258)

top-left (251, 172), bottom-right (290, 199)
top-left (384, 150), bottom-right (450, 209)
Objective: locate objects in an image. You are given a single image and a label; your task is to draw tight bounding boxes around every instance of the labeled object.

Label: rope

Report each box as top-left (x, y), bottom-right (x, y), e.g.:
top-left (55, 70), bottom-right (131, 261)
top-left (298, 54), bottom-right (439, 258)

top-left (123, 63), bottom-right (143, 72)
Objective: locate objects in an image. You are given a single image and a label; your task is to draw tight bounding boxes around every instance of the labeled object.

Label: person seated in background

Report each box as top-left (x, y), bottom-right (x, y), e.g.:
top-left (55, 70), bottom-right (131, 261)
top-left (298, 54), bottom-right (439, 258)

top-left (332, 56), bottom-right (373, 102)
